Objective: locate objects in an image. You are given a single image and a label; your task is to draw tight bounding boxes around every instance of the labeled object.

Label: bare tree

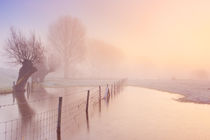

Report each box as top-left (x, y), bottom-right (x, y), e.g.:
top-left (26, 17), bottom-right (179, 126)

top-left (6, 27), bottom-right (44, 91)
top-left (5, 27), bottom-right (44, 117)
top-left (48, 16), bottom-right (86, 78)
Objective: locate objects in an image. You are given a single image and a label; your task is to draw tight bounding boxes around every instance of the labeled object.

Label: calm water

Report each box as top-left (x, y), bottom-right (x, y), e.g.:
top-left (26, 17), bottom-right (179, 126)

top-left (71, 86), bottom-right (210, 140)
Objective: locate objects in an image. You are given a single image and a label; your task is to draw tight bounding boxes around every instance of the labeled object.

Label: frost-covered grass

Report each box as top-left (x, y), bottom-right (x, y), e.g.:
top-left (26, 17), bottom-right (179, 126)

top-left (128, 79), bottom-right (210, 104)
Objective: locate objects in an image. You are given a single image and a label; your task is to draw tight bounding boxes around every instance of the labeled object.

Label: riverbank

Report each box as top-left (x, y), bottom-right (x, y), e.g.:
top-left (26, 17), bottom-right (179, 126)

top-left (0, 78), bottom-right (117, 95)
top-left (0, 88), bottom-right (12, 94)
top-left (128, 79), bottom-right (210, 104)
top-left (72, 86), bottom-right (210, 140)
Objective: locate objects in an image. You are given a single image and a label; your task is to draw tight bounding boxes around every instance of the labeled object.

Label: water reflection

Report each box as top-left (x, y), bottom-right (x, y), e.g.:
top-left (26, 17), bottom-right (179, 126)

top-left (13, 90), bottom-right (34, 119)
top-left (1, 84), bottom-right (122, 140)
top-left (71, 86), bottom-right (210, 140)
top-left (86, 111), bottom-right (90, 132)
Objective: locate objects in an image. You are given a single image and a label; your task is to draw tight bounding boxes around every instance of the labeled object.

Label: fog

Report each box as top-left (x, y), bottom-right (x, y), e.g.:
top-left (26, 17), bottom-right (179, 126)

top-left (1, 0), bottom-right (210, 80)
top-left (2, 1), bottom-right (210, 140)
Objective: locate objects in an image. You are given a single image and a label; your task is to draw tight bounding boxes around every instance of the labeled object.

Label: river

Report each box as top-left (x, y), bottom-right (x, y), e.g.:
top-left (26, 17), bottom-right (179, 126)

top-left (71, 86), bottom-right (210, 140)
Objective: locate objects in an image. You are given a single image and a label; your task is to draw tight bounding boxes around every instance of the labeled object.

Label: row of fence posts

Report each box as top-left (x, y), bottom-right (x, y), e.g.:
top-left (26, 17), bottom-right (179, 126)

top-left (10, 79), bottom-right (125, 140)
top-left (56, 80), bottom-right (125, 140)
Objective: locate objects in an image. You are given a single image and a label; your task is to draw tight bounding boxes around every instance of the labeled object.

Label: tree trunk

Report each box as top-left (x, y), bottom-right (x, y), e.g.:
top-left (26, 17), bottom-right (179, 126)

top-left (15, 91), bottom-right (34, 117)
top-left (14, 60), bottom-right (37, 117)
top-left (15, 61), bottom-right (37, 91)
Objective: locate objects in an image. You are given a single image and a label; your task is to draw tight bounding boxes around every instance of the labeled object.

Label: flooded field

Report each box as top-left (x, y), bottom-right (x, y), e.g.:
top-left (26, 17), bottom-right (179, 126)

top-left (0, 85), bottom-right (105, 140)
top-left (72, 86), bottom-right (210, 140)
top-left (1, 85), bottom-right (210, 140)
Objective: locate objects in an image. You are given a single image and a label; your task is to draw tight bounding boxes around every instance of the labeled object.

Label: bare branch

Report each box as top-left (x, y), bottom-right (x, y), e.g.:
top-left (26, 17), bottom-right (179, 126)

top-left (48, 16), bottom-right (86, 62)
top-left (48, 16), bottom-right (86, 78)
top-left (5, 27), bottom-right (44, 65)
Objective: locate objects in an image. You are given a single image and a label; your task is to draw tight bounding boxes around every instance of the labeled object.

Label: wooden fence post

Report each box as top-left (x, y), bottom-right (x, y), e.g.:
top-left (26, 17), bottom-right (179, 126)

top-left (86, 90), bottom-right (90, 113)
top-left (99, 86), bottom-right (101, 113)
top-left (57, 97), bottom-right (63, 140)
top-left (13, 81), bottom-right (15, 88)
top-left (86, 90), bottom-right (90, 131)
top-left (108, 88), bottom-right (110, 99)
top-left (12, 81), bottom-right (16, 103)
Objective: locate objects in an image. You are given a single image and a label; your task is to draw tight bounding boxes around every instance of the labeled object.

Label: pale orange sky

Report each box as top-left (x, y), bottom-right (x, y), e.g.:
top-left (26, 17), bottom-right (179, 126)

top-left (94, 0), bottom-right (210, 71)
top-left (1, 0), bottom-right (210, 76)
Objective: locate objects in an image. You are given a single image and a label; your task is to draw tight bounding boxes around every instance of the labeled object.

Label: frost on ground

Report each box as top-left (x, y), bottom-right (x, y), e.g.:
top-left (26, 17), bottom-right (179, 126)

top-left (128, 79), bottom-right (210, 104)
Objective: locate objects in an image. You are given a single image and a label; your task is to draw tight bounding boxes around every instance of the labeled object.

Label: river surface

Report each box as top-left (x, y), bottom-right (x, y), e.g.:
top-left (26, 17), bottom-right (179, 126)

top-left (1, 86), bottom-right (210, 140)
top-left (71, 86), bottom-right (210, 140)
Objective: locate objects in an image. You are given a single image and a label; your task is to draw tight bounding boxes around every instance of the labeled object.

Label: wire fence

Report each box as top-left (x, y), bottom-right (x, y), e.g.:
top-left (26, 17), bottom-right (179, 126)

top-left (0, 79), bottom-right (126, 140)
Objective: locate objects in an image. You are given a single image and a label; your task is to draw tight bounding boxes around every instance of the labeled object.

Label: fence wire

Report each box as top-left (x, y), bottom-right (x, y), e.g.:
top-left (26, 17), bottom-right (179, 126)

top-left (0, 79), bottom-right (126, 140)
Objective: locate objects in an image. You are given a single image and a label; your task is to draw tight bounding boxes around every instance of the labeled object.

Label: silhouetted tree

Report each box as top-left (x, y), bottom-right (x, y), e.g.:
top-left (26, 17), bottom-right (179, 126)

top-left (48, 16), bottom-right (86, 78)
top-left (6, 28), bottom-right (44, 91)
top-left (5, 27), bottom-right (44, 117)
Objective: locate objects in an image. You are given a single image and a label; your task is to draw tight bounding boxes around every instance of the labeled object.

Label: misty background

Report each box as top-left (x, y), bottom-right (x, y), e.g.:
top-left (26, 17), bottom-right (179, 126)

top-left (1, 0), bottom-right (210, 80)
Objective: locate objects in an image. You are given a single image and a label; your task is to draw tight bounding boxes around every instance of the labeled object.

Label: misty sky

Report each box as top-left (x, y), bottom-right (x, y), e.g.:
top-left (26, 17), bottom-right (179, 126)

top-left (1, 0), bottom-right (210, 76)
